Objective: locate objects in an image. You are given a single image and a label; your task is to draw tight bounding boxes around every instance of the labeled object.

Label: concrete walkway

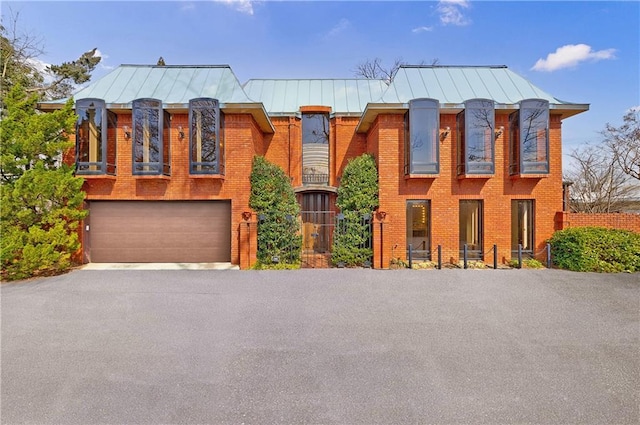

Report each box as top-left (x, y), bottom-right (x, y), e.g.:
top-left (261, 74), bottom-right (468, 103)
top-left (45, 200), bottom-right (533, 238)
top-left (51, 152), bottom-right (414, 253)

top-left (81, 262), bottom-right (240, 270)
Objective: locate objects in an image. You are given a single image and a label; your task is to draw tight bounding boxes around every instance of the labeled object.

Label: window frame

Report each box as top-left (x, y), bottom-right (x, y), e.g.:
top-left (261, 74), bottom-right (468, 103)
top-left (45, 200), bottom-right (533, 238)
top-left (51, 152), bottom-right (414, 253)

top-left (459, 200), bottom-right (484, 260)
top-left (189, 98), bottom-right (223, 175)
top-left (457, 99), bottom-right (495, 175)
top-left (511, 200), bottom-right (535, 258)
top-left (405, 98), bottom-right (440, 175)
top-left (75, 98), bottom-right (117, 175)
top-left (509, 99), bottom-right (550, 175)
top-left (132, 98), bottom-right (170, 176)
top-left (301, 112), bottom-right (330, 185)
top-left (406, 200), bottom-right (431, 260)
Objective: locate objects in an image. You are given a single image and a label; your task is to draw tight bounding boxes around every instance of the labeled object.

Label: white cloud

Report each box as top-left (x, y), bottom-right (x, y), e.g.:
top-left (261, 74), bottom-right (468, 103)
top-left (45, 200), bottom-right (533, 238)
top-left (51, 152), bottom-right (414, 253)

top-left (437, 0), bottom-right (471, 26)
top-left (214, 0), bottom-right (255, 15)
top-left (412, 26), bottom-right (434, 33)
top-left (326, 18), bottom-right (350, 38)
top-left (532, 44), bottom-right (616, 72)
top-left (93, 49), bottom-right (115, 71)
top-left (26, 57), bottom-right (51, 74)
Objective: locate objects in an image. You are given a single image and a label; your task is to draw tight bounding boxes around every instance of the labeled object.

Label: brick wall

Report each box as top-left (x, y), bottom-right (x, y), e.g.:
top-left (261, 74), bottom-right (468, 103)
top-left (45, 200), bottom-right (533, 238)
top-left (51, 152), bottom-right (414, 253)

top-left (79, 107), bottom-right (573, 269)
top-left (556, 212), bottom-right (640, 233)
top-left (82, 111), bottom-right (260, 266)
top-left (368, 112), bottom-right (564, 268)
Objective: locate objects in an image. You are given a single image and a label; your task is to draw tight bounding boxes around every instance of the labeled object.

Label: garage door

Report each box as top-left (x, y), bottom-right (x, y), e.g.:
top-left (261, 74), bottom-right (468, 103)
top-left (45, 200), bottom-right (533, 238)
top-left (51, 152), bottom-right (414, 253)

top-left (88, 201), bottom-right (231, 263)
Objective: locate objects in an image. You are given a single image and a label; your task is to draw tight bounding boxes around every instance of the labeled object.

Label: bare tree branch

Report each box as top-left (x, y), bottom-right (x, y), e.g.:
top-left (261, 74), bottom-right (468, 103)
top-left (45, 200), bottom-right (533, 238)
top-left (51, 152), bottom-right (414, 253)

top-left (603, 110), bottom-right (640, 181)
top-left (565, 144), bottom-right (638, 213)
top-left (353, 57), bottom-right (440, 85)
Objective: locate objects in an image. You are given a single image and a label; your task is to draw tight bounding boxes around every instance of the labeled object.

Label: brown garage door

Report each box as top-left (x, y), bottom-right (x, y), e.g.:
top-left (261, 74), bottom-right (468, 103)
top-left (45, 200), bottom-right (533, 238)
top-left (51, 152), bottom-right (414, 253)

top-left (88, 201), bottom-right (231, 263)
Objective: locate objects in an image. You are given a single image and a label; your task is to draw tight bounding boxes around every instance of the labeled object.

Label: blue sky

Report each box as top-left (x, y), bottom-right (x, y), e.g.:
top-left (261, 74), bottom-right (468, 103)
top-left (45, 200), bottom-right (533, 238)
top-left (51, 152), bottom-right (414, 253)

top-left (4, 1), bottom-right (639, 159)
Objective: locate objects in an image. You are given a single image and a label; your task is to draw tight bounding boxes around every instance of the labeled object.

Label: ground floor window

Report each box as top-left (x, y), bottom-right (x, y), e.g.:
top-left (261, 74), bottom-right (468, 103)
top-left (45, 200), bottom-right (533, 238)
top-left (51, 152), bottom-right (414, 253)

top-left (459, 200), bottom-right (483, 260)
top-left (406, 200), bottom-right (431, 260)
top-left (511, 200), bottom-right (534, 258)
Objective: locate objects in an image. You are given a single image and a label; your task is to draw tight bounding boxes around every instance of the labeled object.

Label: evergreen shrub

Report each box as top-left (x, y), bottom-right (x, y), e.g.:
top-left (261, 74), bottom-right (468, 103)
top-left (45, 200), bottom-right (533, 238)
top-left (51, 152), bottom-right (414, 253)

top-left (549, 227), bottom-right (640, 272)
top-left (249, 156), bottom-right (301, 266)
top-left (332, 154), bottom-right (379, 267)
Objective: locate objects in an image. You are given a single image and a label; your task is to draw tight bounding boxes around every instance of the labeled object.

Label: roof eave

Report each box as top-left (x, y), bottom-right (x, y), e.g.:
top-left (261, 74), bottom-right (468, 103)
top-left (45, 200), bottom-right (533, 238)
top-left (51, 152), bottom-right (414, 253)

top-left (549, 103), bottom-right (590, 119)
top-left (37, 100), bottom-right (275, 134)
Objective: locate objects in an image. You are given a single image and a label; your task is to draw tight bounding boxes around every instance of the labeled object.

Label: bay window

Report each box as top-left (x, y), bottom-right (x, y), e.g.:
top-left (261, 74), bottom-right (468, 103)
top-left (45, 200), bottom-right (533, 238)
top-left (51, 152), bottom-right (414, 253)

top-left (509, 99), bottom-right (549, 175)
top-left (189, 98), bottom-right (222, 174)
top-left (132, 98), bottom-right (170, 175)
top-left (405, 98), bottom-right (439, 175)
top-left (457, 99), bottom-right (495, 175)
top-left (76, 98), bottom-right (116, 175)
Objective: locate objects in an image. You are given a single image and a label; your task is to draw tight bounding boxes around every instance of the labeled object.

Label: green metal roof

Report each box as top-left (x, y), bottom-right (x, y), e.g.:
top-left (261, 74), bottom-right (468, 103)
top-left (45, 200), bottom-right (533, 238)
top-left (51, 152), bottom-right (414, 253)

top-left (242, 79), bottom-right (388, 114)
top-left (39, 64), bottom-right (587, 133)
top-left (71, 65), bottom-right (254, 105)
top-left (383, 65), bottom-right (572, 105)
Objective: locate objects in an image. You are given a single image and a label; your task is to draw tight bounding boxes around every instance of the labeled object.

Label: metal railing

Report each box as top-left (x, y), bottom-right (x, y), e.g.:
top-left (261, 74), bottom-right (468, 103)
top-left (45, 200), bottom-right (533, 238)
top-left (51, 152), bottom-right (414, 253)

top-left (302, 172), bottom-right (329, 184)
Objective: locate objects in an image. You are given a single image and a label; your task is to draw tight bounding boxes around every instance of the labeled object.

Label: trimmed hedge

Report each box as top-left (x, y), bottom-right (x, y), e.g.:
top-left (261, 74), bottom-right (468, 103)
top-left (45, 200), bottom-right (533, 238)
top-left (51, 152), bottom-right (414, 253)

top-left (331, 154), bottom-right (379, 267)
top-left (249, 156), bottom-right (301, 266)
top-left (549, 227), bottom-right (640, 272)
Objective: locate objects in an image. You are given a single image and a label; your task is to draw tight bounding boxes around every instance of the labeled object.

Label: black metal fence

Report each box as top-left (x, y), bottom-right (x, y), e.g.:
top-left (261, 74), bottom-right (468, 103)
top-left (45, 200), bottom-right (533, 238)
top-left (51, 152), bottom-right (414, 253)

top-left (406, 243), bottom-right (553, 270)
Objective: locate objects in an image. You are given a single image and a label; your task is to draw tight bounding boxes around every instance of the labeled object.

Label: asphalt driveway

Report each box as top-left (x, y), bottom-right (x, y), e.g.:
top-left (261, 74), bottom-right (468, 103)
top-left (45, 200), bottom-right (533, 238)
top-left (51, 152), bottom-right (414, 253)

top-left (1, 269), bottom-right (638, 424)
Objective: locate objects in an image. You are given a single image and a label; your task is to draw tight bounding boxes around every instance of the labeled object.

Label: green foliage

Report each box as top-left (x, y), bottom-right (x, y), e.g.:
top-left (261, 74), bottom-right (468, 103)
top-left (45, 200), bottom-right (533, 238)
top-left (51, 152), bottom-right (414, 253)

top-left (389, 257), bottom-right (409, 269)
top-left (45, 48), bottom-right (102, 100)
top-left (249, 156), bottom-right (301, 265)
top-left (1, 164), bottom-right (87, 280)
top-left (1, 84), bottom-right (76, 182)
top-left (335, 154), bottom-right (379, 213)
top-left (549, 227), bottom-right (640, 273)
top-left (251, 261), bottom-right (301, 270)
top-left (332, 154), bottom-right (379, 267)
top-left (0, 63), bottom-right (87, 280)
top-left (1, 15), bottom-right (101, 101)
top-left (508, 258), bottom-right (545, 269)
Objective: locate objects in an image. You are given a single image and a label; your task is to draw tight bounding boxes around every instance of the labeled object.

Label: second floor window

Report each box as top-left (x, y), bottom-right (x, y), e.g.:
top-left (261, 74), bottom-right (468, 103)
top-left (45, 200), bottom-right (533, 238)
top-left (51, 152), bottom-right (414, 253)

top-left (509, 99), bottom-right (549, 175)
top-left (457, 99), bottom-right (495, 175)
top-left (76, 98), bottom-right (117, 175)
top-left (189, 98), bottom-right (222, 174)
top-left (132, 98), bottom-right (170, 175)
top-left (405, 98), bottom-right (439, 175)
top-left (302, 113), bottom-right (329, 185)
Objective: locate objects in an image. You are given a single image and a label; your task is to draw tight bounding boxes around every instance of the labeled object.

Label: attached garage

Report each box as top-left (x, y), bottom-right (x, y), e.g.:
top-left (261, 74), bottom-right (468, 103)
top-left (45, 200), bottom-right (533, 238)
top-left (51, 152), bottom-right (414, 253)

top-left (87, 201), bottom-right (231, 263)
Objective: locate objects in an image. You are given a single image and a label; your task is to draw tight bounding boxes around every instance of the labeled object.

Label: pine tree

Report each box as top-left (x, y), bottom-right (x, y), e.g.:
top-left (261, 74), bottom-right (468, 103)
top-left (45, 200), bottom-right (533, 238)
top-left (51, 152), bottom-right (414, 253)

top-left (0, 15), bottom-right (99, 280)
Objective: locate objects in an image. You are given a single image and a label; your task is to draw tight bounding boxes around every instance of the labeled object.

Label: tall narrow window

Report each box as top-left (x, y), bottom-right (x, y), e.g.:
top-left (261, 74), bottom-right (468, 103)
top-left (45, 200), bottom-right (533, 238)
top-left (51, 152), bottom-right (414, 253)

top-left (189, 98), bottom-right (222, 174)
top-left (132, 98), bottom-right (170, 175)
top-left (406, 200), bottom-right (431, 260)
top-left (405, 98), bottom-right (439, 175)
top-left (459, 200), bottom-right (483, 260)
top-left (511, 200), bottom-right (534, 258)
top-left (76, 99), bottom-right (116, 175)
top-left (457, 99), bottom-right (495, 175)
top-left (302, 113), bottom-right (329, 185)
top-left (509, 99), bottom-right (549, 175)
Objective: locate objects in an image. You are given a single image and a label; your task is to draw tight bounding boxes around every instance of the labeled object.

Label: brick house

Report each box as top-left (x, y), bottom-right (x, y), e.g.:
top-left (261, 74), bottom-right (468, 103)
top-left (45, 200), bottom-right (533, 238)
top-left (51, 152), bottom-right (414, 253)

top-left (40, 64), bottom-right (589, 268)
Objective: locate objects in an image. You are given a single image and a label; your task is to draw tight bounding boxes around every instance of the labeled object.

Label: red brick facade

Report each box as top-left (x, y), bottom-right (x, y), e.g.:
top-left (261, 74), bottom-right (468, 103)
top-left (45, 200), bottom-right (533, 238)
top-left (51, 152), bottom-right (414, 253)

top-left (77, 107), bottom-right (576, 268)
top-left (61, 64), bottom-right (600, 268)
top-left (556, 212), bottom-right (640, 233)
